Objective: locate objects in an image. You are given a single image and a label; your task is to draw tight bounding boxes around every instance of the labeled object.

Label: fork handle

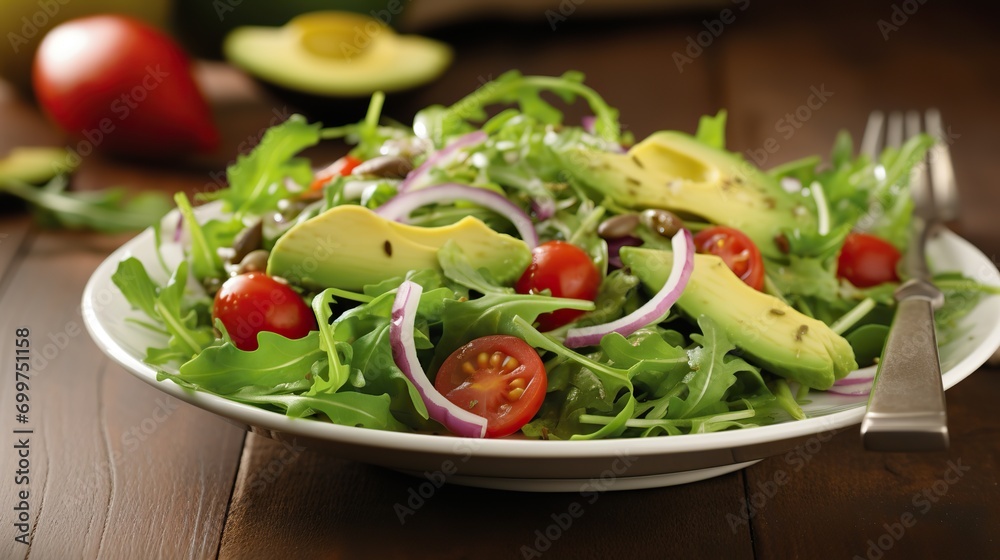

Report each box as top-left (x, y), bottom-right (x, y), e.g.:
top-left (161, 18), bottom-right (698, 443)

top-left (860, 279), bottom-right (949, 452)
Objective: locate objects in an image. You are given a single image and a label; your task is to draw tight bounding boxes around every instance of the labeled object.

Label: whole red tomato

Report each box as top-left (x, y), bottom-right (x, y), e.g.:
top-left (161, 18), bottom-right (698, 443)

top-left (33, 15), bottom-right (218, 157)
top-left (212, 273), bottom-right (317, 351)
top-left (693, 226), bottom-right (766, 291)
top-left (515, 241), bottom-right (601, 331)
top-left (836, 232), bottom-right (902, 288)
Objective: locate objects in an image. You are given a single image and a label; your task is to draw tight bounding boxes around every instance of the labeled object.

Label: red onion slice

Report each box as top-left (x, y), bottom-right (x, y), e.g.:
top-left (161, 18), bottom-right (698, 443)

top-left (173, 213), bottom-right (184, 243)
top-left (531, 196), bottom-right (556, 221)
top-left (833, 365), bottom-right (876, 385)
top-left (825, 380), bottom-right (874, 396)
top-left (399, 130), bottom-right (487, 193)
top-left (564, 228), bottom-right (695, 348)
top-left (390, 281), bottom-right (488, 438)
top-left (376, 183), bottom-right (539, 249)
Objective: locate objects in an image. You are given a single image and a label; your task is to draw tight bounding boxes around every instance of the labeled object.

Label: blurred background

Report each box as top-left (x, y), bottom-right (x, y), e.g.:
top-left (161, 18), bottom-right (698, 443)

top-left (2, 0), bottom-right (997, 250)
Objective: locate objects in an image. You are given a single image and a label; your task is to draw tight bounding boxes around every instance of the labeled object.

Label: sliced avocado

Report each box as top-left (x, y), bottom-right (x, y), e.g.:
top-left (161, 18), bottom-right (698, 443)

top-left (563, 132), bottom-right (813, 259)
top-left (223, 12), bottom-right (452, 97)
top-left (0, 147), bottom-right (74, 184)
top-left (267, 205), bottom-right (530, 291)
top-left (620, 247), bottom-right (856, 390)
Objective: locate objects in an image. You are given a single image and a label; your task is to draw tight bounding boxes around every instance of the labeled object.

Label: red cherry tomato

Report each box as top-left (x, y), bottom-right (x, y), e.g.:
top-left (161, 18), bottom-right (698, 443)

top-left (693, 226), bottom-right (766, 291)
top-left (514, 241), bottom-right (601, 331)
top-left (309, 155), bottom-right (364, 191)
top-left (435, 335), bottom-right (547, 438)
top-left (836, 232), bottom-right (902, 288)
top-left (212, 273), bottom-right (317, 351)
top-left (33, 15), bottom-right (218, 157)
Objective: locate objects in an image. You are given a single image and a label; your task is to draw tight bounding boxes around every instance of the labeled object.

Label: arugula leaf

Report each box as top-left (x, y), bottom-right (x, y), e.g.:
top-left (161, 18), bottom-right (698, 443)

top-left (434, 70), bottom-right (621, 145)
top-left (174, 192), bottom-right (223, 281)
top-left (310, 289), bottom-right (358, 394)
top-left (112, 257), bottom-right (214, 362)
top-left (437, 241), bottom-right (513, 295)
top-left (210, 114), bottom-right (321, 216)
top-left (329, 292), bottom-right (432, 428)
top-left (165, 331), bottom-right (323, 394)
top-left (694, 110), bottom-right (727, 150)
top-left (600, 330), bottom-right (689, 398)
top-left (1, 175), bottom-right (170, 232)
top-left (229, 391), bottom-right (408, 431)
top-left (667, 316), bottom-right (754, 419)
top-left (111, 257), bottom-right (160, 320)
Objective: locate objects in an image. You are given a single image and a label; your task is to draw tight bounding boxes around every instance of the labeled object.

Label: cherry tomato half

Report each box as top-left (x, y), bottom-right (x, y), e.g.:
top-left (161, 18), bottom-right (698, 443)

top-left (514, 241), bottom-right (601, 331)
top-left (435, 335), bottom-right (547, 438)
top-left (212, 273), bottom-right (317, 351)
top-left (693, 226), bottom-right (766, 291)
top-left (836, 232), bottom-right (901, 288)
top-left (308, 155), bottom-right (363, 191)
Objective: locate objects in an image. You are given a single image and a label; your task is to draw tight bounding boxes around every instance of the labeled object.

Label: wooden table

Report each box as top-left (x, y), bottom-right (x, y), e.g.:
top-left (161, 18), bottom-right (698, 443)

top-left (3, 2), bottom-right (999, 558)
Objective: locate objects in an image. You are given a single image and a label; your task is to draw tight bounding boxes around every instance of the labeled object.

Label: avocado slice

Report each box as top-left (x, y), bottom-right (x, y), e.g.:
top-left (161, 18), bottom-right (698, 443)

top-left (267, 205), bottom-right (530, 291)
top-left (223, 12), bottom-right (452, 97)
top-left (620, 247), bottom-right (856, 390)
top-left (0, 147), bottom-right (74, 184)
top-left (562, 132), bottom-right (813, 259)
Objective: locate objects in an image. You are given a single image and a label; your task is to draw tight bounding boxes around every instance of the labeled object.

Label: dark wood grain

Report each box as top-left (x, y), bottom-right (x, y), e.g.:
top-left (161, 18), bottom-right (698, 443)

top-left (0, 230), bottom-right (246, 559)
top-left (219, 433), bottom-right (754, 560)
top-left (744, 372), bottom-right (1000, 560)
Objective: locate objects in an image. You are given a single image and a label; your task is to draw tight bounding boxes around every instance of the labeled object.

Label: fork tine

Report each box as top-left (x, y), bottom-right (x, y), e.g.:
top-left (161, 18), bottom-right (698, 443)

top-left (925, 109), bottom-right (960, 222)
top-left (886, 111), bottom-right (905, 150)
top-left (860, 110), bottom-right (885, 159)
top-left (905, 111), bottom-right (933, 215)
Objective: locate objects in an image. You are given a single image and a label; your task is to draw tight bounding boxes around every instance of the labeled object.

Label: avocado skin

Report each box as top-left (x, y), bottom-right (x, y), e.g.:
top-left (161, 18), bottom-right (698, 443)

top-left (562, 132), bottom-right (813, 259)
top-left (267, 205), bottom-right (530, 292)
top-left (620, 247), bottom-right (857, 390)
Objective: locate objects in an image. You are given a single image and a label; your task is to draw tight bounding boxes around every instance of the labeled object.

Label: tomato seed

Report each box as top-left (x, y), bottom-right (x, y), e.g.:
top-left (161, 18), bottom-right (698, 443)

top-left (489, 352), bottom-right (504, 368)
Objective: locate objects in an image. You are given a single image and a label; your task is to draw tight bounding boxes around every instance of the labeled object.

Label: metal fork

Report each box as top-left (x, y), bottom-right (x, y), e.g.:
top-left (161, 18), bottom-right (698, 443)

top-left (859, 109), bottom-right (957, 452)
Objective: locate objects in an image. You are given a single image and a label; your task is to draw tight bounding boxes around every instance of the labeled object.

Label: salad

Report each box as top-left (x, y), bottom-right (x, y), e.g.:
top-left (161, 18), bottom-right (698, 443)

top-left (111, 71), bottom-right (997, 440)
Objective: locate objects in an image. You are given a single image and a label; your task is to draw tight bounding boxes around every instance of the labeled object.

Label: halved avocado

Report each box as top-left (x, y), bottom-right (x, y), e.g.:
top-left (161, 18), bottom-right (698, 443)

top-left (223, 12), bottom-right (452, 97)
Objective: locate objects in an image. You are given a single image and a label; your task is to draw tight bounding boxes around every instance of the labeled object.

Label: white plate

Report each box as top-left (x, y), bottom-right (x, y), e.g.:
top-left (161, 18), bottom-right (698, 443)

top-left (82, 204), bottom-right (1000, 491)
